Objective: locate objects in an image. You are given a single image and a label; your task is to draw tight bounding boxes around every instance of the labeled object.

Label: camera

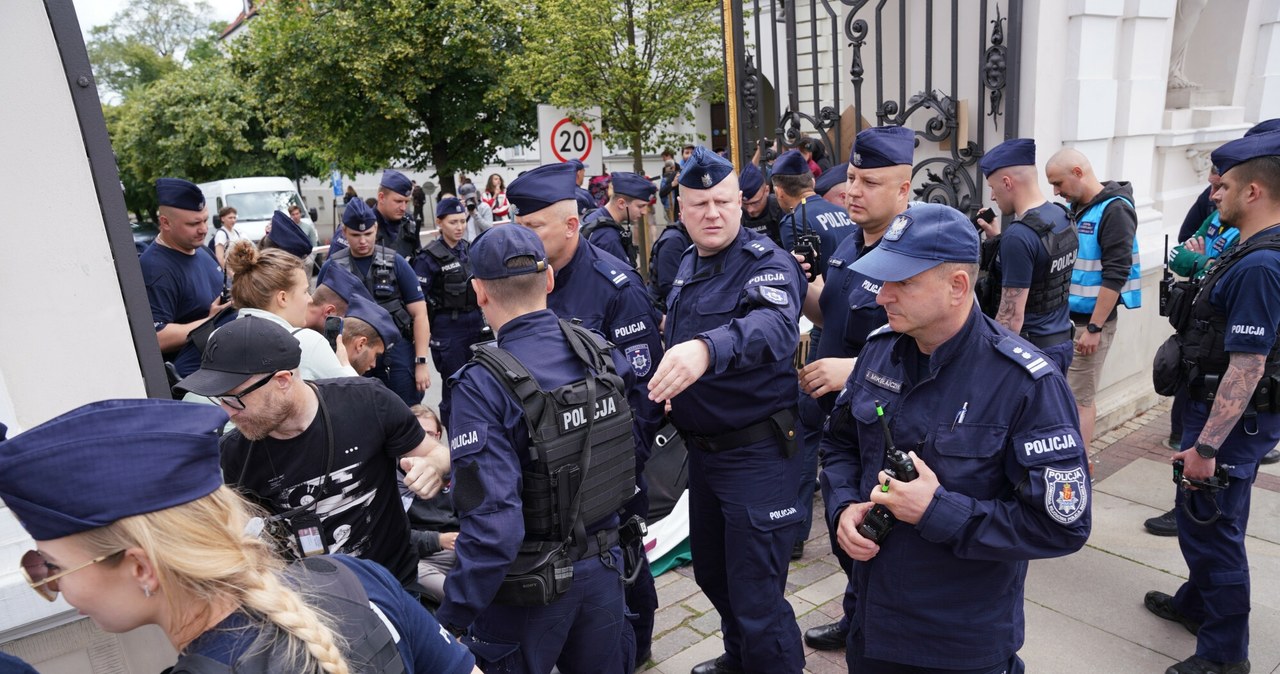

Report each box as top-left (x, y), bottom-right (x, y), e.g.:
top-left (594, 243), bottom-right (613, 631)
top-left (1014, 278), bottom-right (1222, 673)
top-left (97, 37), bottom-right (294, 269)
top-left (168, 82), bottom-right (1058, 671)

top-left (856, 448), bottom-right (920, 544)
top-left (1172, 459), bottom-right (1231, 492)
top-left (972, 207), bottom-right (995, 231)
top-left (791, 232), bottom-right (822, 282)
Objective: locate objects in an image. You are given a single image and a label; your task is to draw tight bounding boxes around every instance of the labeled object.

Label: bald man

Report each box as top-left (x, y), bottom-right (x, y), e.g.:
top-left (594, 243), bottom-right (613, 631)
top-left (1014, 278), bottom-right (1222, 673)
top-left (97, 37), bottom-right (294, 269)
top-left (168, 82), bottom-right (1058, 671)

top-left (1046, 148), bottom-right (1140, 450)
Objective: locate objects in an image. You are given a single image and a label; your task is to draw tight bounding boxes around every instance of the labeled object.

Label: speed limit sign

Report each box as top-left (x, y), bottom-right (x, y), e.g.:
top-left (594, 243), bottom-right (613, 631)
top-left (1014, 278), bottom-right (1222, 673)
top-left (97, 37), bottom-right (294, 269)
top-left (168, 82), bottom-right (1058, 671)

top-left (538, 105), bottom-right (603, 168)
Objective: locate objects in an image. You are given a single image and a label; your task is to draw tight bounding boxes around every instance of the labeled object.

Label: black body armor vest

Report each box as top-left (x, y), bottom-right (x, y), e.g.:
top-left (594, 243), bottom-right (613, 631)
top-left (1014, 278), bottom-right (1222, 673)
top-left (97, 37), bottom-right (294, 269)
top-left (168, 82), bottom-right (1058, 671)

top-left (582, 214), bottom-right (638, 268)
top-left (329, 245), bottom-right (414, 339)
top-left (422, 239), bottom-right (479, 320)
top-left (1019, 208), bottom-right (1079, 314)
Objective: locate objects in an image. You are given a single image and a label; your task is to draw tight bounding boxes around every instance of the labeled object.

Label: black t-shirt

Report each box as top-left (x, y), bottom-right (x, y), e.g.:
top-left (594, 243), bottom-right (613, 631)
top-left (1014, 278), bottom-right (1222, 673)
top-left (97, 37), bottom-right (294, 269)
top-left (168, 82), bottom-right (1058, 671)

top-left (220, 378), bottom-right (426, 585)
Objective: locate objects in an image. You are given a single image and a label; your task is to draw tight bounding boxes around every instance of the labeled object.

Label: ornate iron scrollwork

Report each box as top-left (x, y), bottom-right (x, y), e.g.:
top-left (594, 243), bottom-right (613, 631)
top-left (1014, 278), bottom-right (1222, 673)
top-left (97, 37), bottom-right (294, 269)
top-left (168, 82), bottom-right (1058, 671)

top-left (743, 52), bottom-right (760, 130)
top-left (984, 5), bottom-right (1008, 130)
top-left (912, 142), bottom-right (981, 214)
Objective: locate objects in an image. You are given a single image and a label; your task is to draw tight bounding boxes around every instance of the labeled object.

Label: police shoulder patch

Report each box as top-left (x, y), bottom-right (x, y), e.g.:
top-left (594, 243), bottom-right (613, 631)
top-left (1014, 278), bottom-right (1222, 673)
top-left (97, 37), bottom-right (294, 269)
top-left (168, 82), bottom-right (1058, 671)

top-left (592, 260), bottom-right (630, 288)
top-left (747, 285), bottom-right (790, 307)
top-left (624, 343), bottom-right (653, 377)
top-left (995, 336), bottom-right (1053, 379)
top-left (1043, 465), bottom-right (1088, 524)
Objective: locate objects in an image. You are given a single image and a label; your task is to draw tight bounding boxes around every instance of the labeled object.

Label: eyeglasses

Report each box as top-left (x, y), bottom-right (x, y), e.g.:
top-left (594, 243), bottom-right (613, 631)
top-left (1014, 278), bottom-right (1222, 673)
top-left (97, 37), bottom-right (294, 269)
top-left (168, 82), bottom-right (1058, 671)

top-left (21, 549), bottom-right (124, 602)
top-left (208, 372), bottom-right (280, 410)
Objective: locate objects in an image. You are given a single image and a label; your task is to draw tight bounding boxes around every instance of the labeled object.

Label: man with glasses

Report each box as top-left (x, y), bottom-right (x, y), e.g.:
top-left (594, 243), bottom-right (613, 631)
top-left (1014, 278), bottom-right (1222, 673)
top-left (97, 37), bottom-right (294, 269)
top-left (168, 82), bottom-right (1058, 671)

top-left (174, 315), bottom-right (450, 588)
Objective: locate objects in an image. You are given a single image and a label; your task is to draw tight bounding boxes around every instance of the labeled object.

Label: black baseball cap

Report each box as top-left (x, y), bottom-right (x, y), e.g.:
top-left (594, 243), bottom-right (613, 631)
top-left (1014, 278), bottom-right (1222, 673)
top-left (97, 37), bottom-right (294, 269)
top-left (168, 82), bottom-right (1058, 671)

top-left (173, 316), bottom-right (302, 396)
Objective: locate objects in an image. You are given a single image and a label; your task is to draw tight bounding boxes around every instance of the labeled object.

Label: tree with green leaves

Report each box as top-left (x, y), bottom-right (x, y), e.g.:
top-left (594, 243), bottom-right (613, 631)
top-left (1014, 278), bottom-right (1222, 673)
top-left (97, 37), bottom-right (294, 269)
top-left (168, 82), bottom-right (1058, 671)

top-left (507, 0), bottom-right (724, 269)
top-left (233, 0), bottom-right (537, 194)
top-left (86, 0), bottom-right (221, 100)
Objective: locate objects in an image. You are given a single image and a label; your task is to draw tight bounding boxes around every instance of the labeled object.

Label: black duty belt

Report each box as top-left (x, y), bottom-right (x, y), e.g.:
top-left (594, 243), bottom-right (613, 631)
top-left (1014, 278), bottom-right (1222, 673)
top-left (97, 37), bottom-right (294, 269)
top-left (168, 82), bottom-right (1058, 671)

top-left (680, 407), bottom-right (797, 453)
top-left (1021, 327), bottom-right (1074, 349)
top-left (1187, 373), bottom-right (1280, 413)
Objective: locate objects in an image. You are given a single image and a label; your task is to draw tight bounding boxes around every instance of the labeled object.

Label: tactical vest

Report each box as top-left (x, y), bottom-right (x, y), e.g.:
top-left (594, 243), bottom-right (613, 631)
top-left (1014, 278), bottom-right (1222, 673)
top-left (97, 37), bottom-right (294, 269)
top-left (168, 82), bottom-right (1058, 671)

top-left (470, 321), bottom-right (635, 577)
top-left (1068, 195), bottom-right (1142, 313)
top-left (329, 246), bottom-right (413, 339)
top-left (1019, 207), bottom-right (1079, 314)
top-left (422, 239), bottom-right (478, 319)
top-left (582, 214), bottom-right (638, 268)
top-left (1178, 229), bottom-right (1280, 380)
top-left (166, 557), bottom-right (404, 674)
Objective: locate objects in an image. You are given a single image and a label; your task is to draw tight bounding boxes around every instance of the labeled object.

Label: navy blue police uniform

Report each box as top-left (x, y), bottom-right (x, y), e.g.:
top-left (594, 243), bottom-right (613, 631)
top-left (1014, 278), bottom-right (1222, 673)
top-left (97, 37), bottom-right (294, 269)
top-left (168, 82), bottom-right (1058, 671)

top-left (320, 198), bottom-right (427, 406)
top-left (664, 147), bottom-right (808, 674)
top-left (820, 204), bottom-right (1090, 672)
top-left (0, 399), bottom-right (477, 674)
top-left (437, 225), bottom-right (634, 673)
top-left (580, 172), bottom-right (655, 269)
top-left (647, 221), bottom-right (692, 306)
top-left (739, 163), bottom-right (785, 247)
top-left (141, 178), bottom-right (229, 377)
top-left (773, 150), bottom-right (857, 278)
top-left (979, 138), bottom-right (1078, 373)
top-left (569, 159), bottom-right (599, 217)
top-left (377, 169), bottom-right (420, 258)
top-left (507, 162), bottom-right (665, 666)
top-left (1155, 132), bottom-right (1280, 670)
top-left (413, 197), bottom-right (489, 420)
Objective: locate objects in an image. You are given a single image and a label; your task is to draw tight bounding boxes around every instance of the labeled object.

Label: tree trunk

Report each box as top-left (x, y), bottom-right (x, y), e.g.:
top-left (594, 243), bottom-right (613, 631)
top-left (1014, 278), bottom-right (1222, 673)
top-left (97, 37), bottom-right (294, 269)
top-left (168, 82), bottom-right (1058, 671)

top-left (630, 131), bottom-right (651, 279)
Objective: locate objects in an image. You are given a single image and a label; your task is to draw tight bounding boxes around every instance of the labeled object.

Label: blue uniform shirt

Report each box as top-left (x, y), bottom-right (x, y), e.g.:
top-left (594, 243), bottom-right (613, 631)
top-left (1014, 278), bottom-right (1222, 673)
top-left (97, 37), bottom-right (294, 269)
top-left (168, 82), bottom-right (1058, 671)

top-left (778, 194), bottom-right (856, 277)
top-left (582, 206), bottom-right (633, 264)
top-left (995, 203), bottom-right (1074, 338)
top-left (816, 229), bottom-right (886, 361)
top-left (439, 310), bottom-right (637, 629)
top-left (140, 243), bottom-right (225, 376)
top-left (1211, 246), bottom-right (1280, 357)
top-left (664, 227), bottom-right (807, 435)
top-left (648, 224), bottom-right (692, 306)
top-left (820, 306), bottom-right (1090, 669)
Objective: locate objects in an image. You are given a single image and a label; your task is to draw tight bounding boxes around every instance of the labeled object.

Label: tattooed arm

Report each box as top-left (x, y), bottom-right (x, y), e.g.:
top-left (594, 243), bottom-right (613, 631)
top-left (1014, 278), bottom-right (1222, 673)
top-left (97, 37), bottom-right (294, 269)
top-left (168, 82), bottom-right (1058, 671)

top-left (995, 287), bottom-right (1028, 334)
top-left (1174, 352), bottom-right (1267, 480)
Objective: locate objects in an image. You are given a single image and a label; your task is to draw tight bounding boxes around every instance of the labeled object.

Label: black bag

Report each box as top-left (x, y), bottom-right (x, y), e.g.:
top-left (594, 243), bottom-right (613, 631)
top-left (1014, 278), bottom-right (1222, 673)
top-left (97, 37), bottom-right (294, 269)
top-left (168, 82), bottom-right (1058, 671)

top-left (1152, 333), bottom-right (1184, 396)
top-left (645, 423), bottom-right (689, 522)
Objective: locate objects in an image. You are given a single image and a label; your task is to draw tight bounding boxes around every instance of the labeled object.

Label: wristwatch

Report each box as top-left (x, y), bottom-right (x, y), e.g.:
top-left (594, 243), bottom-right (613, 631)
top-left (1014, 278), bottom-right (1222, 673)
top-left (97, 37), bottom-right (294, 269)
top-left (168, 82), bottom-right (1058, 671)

top-left (414, 357), bottom-right (429, 365)
top-left (1086, 322), bottom-right (1103, 334)
top-left (1195, 442), bottom-right (1218, 459)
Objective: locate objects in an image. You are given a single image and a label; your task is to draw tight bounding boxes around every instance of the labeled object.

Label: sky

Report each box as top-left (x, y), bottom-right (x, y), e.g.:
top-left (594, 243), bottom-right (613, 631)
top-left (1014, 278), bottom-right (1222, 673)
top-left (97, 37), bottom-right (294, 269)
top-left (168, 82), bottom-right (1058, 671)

top-left (71, 0), bottom-right (249, 37)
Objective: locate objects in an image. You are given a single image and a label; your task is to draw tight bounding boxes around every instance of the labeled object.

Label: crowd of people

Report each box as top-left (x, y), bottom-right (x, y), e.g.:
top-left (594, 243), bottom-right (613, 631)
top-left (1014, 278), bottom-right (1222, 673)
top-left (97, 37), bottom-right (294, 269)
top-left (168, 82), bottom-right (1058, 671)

top-left (4, 120), bottom-right (1280, 674)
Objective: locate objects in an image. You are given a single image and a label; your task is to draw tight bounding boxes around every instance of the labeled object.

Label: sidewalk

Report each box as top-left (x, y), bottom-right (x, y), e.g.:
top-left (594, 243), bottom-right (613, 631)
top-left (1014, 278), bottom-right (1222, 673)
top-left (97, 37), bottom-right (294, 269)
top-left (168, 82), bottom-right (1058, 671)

top-left (640, 401), bottom-right (1280, 673)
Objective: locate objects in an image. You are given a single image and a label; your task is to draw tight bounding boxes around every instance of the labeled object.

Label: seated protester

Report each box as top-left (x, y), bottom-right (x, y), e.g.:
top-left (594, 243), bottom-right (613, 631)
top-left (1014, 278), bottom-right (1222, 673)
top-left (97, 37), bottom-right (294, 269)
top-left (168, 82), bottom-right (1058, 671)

top-left (343, 294), bottom-right (400, 376)
top-left (404, 405), bottom-right (460, 604)
top-left (0, 399), bottom-right (477, 674)
top-left (225, 239), bottom-right (357, 380)
top-left (174, 316), bottom-right (451, 588)
top-left (581, 172), bottom-right (656, 269)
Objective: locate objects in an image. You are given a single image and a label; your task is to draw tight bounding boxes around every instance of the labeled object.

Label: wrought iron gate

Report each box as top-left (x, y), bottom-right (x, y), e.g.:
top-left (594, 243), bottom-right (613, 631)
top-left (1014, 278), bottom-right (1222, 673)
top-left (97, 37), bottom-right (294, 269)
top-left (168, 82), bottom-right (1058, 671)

top-left (726, 0), bottom-right (1022, 216)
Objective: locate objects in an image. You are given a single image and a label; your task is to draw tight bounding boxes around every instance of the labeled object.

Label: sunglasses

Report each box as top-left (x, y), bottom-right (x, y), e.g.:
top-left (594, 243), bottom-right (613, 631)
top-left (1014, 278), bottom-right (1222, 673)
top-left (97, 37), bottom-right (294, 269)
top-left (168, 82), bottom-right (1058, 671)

top-left (207, 372), bottom-right (280, 410)
top-left (21, 549), bottom-right (124, 602)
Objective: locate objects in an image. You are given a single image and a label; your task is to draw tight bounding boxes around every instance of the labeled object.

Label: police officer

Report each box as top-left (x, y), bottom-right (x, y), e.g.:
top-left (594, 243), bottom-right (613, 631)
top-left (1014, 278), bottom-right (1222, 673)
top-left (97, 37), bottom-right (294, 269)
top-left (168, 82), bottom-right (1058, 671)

top-left (437, 225), bottom-right (635, 674)
top-left (740, 163), bottom-right (785, 246)
top-left (773, 149), bottom-right (856, 279)
top-left (376, 169), bottom-right (421, 258)
top-left (319, 197), bottom-right (432, 406)
top-left (582, 172), bottom-right (656, 269)
top-left (796, 125), bottom-right (911, 652)
top-left (570, 159), bottom-right (599, 216)
top-left (1144, 130), bottom-right (1280, 674)
top-left (140, 178), bottom-right (231, 378)
top-left (821, 202), bottom-right (1090, 672)
top-left (413, 197), bottom-right (489, 420)
top-left (0, 399), bottom-right (478, 674)
top-left (815, 162), bottom-right (849, 208)
top-left (260, 209), bottom-right (314, 261)
top-left (647, 147), bottom-right (808, 674)
top-left (977, 138), bottom-right (1079, 372)
top-left (647, 217), bottom-right (692, 307)
top-left (507, 162), bottom-right (665, 667)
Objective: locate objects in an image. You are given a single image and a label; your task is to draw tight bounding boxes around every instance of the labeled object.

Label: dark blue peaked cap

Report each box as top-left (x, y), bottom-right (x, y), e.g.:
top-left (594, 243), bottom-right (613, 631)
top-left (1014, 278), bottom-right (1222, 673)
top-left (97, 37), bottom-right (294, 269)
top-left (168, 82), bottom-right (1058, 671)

top-left (0, 399), bottom-right (228, 539)
top-left (739, 163), bottom-right (765, 197)
top-left (436, 197), bottom-right (466, 218)
top-left (771, 150), bottom-right (811, 177)
top-left (815, 163), bottom-right (849, 196)
top-left (678, 146), bottom-right (734, 189)
top-left (611, 172), bottom-right (656, 200)
top-left (506, 163), bottom-right (580, 216)
top-left (380, 169), bottom-right (412, 197)
top-left (849, 126), bottom-right (915, 169)
top-left (268, 211), bottom-right (312, 259)
top-left (346, 294), bottom-right (399, 351)
top-left (156, 178), bottom-right (205, 211)
top-left (979, 138), bottom-right (1036, 178)
top-left (319, 264), bottom-right (373, 305)
top-left (1245, 119), bottom-right (1280, 137)
top-left (1213, 129), bottom-right (1280, 176)
top-left (342, 197), bottom-right (377, 231)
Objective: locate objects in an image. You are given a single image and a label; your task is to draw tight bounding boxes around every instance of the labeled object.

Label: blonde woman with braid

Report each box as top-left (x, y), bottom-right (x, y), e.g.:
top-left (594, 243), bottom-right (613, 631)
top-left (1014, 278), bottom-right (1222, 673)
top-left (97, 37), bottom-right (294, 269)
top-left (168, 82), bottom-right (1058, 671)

top-left (1, 399), bottom-right (479, 674)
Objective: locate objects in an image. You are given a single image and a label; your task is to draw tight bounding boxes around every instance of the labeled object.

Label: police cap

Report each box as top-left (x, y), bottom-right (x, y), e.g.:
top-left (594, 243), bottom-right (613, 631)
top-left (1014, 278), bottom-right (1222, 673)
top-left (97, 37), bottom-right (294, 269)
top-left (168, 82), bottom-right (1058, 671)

top-left (851, 203), bottom-right (979, 282)
top-left (156, 178), bottom-right (205, 211)
top-left (470, 224), bottom-right (548, 280)
top-left (849, 126), bottom-right (915, 169)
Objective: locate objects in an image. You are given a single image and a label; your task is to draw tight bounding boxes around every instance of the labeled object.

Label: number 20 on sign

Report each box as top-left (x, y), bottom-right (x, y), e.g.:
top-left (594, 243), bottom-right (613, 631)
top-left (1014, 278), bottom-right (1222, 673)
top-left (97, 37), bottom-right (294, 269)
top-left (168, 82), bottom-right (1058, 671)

top-left (550, 117), bottom-right (593, 163)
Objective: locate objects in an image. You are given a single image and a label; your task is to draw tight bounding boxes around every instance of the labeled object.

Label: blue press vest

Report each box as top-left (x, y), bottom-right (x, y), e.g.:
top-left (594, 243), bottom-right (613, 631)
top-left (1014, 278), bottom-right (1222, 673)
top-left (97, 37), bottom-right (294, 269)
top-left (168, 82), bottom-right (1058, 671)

top-left (1068, 196), bottom-right (1141, 313)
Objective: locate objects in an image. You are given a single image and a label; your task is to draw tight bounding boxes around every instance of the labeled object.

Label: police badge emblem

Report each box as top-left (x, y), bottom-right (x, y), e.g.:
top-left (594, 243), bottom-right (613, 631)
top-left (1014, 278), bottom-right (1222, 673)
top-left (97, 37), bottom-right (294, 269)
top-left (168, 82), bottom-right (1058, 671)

top-left (1044, 466), bottom-right (1087, 524)
top-left (852, 151), bottom-right (862, 167)
top-left (701, 172), bottom-right (712, 187)
top-left (884, 214), bottom-right (912, 241)
top-left (625, 344), bottom-right (653, 377)
top-left (760, 286), bottom-right (789, 306)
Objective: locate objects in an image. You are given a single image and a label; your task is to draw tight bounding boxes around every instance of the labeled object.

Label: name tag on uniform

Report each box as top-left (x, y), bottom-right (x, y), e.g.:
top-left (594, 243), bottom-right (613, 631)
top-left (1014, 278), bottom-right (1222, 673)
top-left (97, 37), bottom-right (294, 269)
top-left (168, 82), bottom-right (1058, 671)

top-left (865, 370), bottom-right (902, 393)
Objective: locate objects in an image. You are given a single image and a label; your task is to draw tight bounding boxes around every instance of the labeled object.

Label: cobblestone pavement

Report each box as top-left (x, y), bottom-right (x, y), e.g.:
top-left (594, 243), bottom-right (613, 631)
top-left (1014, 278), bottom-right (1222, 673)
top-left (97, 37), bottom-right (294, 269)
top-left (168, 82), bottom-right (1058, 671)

top-left (640, 400), bottom-right (1280, 673)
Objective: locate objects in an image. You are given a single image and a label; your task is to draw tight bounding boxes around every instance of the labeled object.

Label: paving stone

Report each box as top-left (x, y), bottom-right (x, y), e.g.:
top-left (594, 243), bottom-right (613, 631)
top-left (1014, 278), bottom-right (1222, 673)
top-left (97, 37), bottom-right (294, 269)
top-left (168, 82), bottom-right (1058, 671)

top-left (793, 571), bottom-right (848, 608)
top-left (648, 626), bottom-right (704, 665)
top-left (687, 609), bottom-right (721, 636)
top-left (785, 559), bottom-right (841, 589)
top-left (651, 604), bottom-right (694, 638)
top-left (649, 634), bottom-right (723, 674)
top-left (681, 592), bottom-right (713, 614)
top-left (656, 573), bottom-right (700, 607)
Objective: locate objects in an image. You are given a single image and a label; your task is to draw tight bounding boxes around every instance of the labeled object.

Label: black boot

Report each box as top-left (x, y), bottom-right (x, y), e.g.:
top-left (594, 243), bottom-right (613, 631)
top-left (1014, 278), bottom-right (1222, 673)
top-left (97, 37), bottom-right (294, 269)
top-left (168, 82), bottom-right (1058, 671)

top-left (691, 654), bottom-right (743, 674)
top-left (1166, 655), bottom-right (1251, 674)
top-left (1144, 508), bottom-right (1178, 536)
top-left (1144, 590), bottom-right (1201, 635)
top-left (803, 621), bottom-right (849, 651)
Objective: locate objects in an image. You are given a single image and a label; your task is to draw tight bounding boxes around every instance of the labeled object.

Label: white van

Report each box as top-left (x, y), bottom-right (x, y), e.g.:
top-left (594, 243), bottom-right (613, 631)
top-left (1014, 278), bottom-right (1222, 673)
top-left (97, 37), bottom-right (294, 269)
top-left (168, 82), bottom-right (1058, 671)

top-left (198, 177), bottom-right (319, 247)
